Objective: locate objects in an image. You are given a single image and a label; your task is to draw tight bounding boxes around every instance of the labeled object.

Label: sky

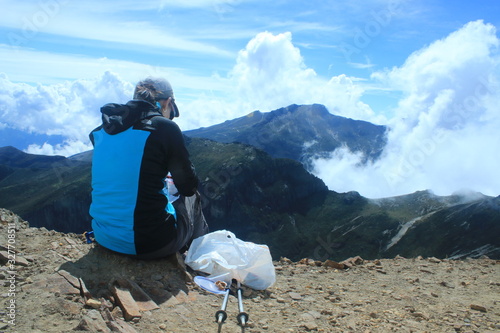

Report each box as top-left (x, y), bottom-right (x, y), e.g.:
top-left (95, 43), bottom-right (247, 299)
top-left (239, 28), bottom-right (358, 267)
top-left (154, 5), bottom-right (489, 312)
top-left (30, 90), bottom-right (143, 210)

top-left (0, 0), bottom-right (499, 198)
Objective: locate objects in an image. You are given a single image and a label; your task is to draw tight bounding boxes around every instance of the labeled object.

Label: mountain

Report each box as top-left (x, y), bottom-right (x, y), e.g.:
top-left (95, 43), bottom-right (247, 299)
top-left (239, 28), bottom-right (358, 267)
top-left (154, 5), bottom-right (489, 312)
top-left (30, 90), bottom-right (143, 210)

top-left (1, 143), bottom-right (498, 261)
top-left (184, 104), bottom-right (387, 167)
top-left (0, 146), bottom-right (93, 233)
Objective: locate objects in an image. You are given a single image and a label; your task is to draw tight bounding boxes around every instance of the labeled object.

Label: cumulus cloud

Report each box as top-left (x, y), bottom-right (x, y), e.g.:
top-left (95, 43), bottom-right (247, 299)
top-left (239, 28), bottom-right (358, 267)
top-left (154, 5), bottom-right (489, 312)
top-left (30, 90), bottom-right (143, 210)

top-left (230, 31), bottom-right (380, 122)
top-left (311, 20), bottom-right (500, 198)
top-left (0, 71), bottom-right (133, 156)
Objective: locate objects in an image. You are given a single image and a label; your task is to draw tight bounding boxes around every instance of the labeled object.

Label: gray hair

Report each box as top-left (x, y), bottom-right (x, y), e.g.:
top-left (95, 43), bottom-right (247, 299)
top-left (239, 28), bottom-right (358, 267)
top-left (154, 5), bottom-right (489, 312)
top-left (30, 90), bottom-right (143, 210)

top-left (133, 77), bottom-right (174, 104)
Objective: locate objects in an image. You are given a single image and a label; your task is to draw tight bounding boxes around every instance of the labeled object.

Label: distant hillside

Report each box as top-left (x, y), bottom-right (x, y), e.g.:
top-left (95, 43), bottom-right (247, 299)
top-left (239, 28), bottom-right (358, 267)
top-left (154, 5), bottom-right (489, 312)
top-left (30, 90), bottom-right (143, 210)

top-left (184, 104), bottom-right (387, 167)
top-left (0, 142), bottom-right (498, 261)
top-left (0, 146), bottom-right (92, 233)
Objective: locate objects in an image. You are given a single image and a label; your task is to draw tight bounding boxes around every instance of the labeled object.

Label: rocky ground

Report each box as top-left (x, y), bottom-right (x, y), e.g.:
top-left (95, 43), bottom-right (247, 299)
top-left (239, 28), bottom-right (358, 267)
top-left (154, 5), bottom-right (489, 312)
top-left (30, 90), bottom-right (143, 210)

top-left (1, 208), bottom-right (499, 333)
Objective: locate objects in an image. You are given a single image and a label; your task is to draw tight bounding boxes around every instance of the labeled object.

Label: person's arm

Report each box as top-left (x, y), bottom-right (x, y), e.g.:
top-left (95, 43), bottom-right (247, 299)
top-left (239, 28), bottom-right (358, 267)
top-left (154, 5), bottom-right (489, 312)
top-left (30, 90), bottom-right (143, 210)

top-left (166, 124), bottom-right (199, 196)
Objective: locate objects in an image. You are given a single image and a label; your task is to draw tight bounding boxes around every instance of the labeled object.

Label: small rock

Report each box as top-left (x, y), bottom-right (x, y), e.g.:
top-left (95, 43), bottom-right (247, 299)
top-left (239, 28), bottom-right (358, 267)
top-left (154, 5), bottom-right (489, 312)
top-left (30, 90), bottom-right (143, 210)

top-left (75, 309), bottom-right (111, 333)
top-left (470, 304), bottom-right (487, 312)
top-left (280, 257), bottom-right (293, 264)
top-left (308, 310), bottom-right (321, 319)
top-left (289, 292), bottom-right (302, 300)
top-left (85, 298), bottom-right (102, 309)
top-left (341, 256), bottom-right (364, 268)
top-left (323, 260), bottom-right (345, 270)
top-left (302, 322), bottom-right (318, 331)
top-left (410, 312), bottom-right (427, 320)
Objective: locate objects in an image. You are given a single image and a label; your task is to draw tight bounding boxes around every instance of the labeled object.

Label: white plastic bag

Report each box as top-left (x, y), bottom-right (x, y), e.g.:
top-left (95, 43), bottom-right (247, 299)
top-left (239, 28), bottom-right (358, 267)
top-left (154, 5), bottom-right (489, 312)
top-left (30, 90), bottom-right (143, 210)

top-left (185, 230), bottom-right (276, 290)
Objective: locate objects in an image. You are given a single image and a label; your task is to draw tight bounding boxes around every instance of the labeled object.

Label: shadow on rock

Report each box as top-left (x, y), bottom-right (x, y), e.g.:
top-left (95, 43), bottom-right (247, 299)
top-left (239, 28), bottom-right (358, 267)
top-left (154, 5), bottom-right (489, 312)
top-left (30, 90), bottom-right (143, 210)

top-left (58, 244), bottom-right (191, 307)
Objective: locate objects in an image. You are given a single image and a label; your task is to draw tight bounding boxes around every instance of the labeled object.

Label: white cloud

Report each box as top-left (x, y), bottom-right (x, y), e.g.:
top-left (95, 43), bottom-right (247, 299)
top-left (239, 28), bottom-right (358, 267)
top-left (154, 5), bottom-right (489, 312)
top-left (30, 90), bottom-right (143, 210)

top-left (0, 71), bottom-right (133, 156)
top-left (0, 2), bottom-right (233, 58)
top-left (230, 31), bottom-right (382, 122)
top-left (25, 140), bottom-right (92, 157)
top-left (0, 44), bottom-right (232, 93)
top-left (311, 20), bottom-right (500, 198)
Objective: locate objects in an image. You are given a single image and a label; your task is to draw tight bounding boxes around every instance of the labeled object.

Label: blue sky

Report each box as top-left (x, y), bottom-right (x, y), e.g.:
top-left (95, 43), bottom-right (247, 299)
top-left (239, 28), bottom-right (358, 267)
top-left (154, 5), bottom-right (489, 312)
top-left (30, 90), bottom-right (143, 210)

top-left (1, 0), bottom-right (500, 198)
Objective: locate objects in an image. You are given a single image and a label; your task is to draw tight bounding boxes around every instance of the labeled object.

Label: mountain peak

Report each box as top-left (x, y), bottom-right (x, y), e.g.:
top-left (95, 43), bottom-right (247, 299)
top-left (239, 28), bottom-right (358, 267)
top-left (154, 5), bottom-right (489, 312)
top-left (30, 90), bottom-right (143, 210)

top-left (185, 104), bottom-right (387, 164)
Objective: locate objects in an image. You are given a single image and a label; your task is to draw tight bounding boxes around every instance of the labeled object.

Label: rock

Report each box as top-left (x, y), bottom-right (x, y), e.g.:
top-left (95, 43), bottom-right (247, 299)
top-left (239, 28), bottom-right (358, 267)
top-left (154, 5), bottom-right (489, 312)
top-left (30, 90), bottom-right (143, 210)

top-left (114, 279), bottom-right (159, 311)
top-left (85, 298), bottom-right (102, 309)
top-left (280, 257), bottom-right (293, 264)
top-left (323, 260), bottom-right (345, 270)
top-left (289, 292), bottom-right (303, 300)
top-left (111, 284), bottom-right (142, 322)
top-left (470, 304), bottom-right (487, 312)
top-left (0, 251), bottom-right (30, 266)
top-left (307, 310), bottom-right (322, 319)
top-left (41, 273), bottom-right (81, 295)
top-left (296, 258), bottom-right (318, 266)
top-left (341, 256), bottom-right (364, 268)
top-left (64, 237), bottom-right (78, 246)
top-left (101, 308), bottom-right (138, 333)
top-left (80, 278), bottom-right (92, 299)
top-left (302, 321), bottom-right (318, 331)
top-left (75, 309), bottom-right (110, 332)
top-left (428, 257), bottom-right (442, 263)
top-left (57, 269), bottom-right (80, 289)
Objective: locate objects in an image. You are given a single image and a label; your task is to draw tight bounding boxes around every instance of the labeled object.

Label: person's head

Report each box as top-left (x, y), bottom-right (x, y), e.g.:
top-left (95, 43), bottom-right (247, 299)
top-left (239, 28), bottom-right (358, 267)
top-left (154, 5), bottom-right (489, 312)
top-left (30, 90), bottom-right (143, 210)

top-left (133, 77), bottom-right (180, 120)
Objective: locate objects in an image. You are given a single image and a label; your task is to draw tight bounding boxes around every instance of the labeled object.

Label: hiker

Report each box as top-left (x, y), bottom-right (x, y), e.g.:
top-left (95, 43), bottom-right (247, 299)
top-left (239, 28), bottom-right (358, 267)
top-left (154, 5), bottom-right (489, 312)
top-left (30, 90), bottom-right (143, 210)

top-left (89, 77), bottom-right (208, 259)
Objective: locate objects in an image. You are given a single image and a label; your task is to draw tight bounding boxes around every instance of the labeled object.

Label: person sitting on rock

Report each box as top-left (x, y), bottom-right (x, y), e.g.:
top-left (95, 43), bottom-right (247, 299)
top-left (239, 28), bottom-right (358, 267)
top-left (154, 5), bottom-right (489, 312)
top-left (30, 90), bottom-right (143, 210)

top-left (89, 77), bottom-right (208, 259)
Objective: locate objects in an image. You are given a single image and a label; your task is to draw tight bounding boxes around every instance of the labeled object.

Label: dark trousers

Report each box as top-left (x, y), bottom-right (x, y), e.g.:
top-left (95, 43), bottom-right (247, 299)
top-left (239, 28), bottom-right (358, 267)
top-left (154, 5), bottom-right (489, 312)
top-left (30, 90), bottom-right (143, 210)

top-left (134, 191), bottom-right (209, 259)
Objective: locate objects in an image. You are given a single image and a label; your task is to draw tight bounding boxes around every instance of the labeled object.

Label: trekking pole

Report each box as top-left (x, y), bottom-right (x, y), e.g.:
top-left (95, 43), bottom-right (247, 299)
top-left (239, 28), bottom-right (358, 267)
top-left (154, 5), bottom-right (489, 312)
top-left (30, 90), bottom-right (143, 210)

top-left (215, 288), bottom-right (230, 326)
top-left (236, 281), bottom-right (249, 327)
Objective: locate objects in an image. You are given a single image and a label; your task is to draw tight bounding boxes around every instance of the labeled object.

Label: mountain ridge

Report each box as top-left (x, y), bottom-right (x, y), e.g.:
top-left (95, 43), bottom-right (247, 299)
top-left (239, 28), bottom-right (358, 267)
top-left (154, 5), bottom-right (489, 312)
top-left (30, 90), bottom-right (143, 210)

top-left (1, 144), bottom-right (498, 261)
